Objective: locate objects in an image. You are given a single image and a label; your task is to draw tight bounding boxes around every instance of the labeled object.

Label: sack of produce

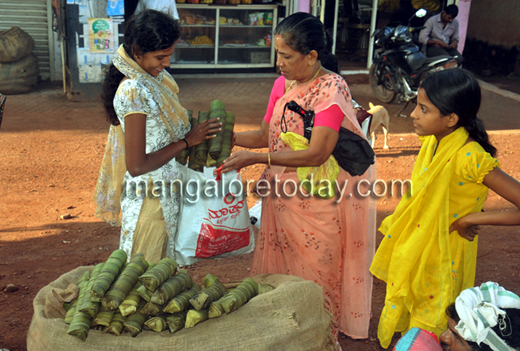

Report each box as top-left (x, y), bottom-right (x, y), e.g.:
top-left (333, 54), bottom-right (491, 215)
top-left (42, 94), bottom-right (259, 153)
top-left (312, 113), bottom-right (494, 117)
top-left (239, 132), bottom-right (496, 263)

top-left (28, 266), bottom-right (337, 351)
top-left (174, 166), bottom-right (254, 266)
top-left (0, 27), bottom-right (35, 63)
top-left (0, 54), bottom-right (39, 94)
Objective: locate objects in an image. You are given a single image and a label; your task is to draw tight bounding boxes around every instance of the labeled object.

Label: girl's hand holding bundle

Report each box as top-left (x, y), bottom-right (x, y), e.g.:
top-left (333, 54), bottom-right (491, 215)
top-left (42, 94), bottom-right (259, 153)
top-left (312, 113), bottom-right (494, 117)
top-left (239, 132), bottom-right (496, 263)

top-left (184, 117), bottom-right (222, 148)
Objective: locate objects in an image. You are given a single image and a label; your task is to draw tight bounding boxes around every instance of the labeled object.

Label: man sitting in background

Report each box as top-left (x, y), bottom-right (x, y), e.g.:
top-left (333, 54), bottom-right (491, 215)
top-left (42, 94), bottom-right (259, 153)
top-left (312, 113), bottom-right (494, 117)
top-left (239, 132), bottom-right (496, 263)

top-left (418, 5), bottom-right (463, 64)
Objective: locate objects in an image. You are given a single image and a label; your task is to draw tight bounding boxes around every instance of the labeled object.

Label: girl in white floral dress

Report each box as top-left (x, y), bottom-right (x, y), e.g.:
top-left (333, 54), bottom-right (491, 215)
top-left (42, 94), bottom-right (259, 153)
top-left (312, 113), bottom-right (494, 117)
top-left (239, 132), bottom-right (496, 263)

top-left (94, 10), bottom-right (221, 263)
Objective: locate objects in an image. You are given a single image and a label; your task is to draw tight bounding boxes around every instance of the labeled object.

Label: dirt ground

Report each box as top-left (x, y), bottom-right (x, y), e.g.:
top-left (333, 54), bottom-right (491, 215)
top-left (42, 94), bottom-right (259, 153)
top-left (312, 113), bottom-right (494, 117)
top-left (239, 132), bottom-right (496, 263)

top-left (1, 79), bottom-right (520, 351)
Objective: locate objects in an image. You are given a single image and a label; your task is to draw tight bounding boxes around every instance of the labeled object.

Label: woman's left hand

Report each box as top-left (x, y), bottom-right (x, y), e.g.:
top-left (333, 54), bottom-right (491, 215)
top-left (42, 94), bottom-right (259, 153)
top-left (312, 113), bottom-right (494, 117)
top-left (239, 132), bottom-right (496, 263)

top-left (217, 150), bottom-right (257, 174)
top-left (449, 217), bottom-right (481, 241)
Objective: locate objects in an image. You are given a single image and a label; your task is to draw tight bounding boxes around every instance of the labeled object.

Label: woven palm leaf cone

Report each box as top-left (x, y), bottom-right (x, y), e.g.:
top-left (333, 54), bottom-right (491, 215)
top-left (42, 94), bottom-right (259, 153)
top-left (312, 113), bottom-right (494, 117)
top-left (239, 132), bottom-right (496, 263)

top-left (119, 262), bottom-right (155, 316)
top-left (208, 289), bottom-right (234, 319)
top-left (139, 257), bottom-right (178, 292)
top-left (144, 314), bottom-right (168, 332)
top-left (103, 309), bottom-right (126, 336)
top-left (175, 109), bottom-right (192, 165)
top-left (90, 249), bottom-right (127, 301)
top-left (187, 117), bottom-right (200, 171)
top-left (102, 253), bottom-right (148, 311)
top-left (185, 309), bottom-right (209, 328)
top-left (220, 278), bottom-right (258, 314)
top-left (163, 282), bottom-right (201, 314)
top-left (150, 269), bottom-right (192, 305)
top-left (207, 100), bottom-right (227, 160)
top-left (77, 262), bottom-right (104, 318)
top-left (189, 275), bottom-right (227, 311)
top-left (64, 270), bottom-right (90, 324)
top-left (140, 301), bottom-right (164, 315)
top-left (190, 111), bottom-right (209, 171)
top-left (91, 305), bottom-right (116, 328)
top-left (216, 111), bottom-right (235, 167)
top-left (66, 271), bottom-right (92, 341)
top-left (166, 311), bottom-right (187, 334)
top-left (123, 301), bottom-right (148, 337)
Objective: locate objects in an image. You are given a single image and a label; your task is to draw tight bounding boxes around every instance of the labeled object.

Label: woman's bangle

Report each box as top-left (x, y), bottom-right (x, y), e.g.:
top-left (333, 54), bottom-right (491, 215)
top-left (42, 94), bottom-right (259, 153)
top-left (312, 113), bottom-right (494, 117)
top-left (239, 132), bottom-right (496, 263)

top-left (267, 151), bottom-right (271, 168)
top-left (181, 138), bottom-right (189, 149)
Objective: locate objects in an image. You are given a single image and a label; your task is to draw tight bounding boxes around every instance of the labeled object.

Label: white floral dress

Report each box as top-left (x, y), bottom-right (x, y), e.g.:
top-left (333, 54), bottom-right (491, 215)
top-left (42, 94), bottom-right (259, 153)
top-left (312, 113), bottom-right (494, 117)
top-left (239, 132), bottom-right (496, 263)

top-left (114, 73), bottom-right (189, 260)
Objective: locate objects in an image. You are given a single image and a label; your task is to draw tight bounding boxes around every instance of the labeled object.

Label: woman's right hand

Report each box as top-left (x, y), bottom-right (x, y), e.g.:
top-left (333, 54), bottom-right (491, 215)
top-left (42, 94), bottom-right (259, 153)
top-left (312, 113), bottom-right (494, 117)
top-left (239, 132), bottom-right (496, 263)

top-left (184, 118), bottom-right (222, 147)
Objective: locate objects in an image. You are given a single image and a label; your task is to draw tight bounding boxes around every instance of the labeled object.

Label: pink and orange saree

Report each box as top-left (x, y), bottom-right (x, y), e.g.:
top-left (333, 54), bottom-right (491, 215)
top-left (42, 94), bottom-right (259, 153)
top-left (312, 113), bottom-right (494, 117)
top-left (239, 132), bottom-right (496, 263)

top-left (251, 73), bottom-right (377, 339)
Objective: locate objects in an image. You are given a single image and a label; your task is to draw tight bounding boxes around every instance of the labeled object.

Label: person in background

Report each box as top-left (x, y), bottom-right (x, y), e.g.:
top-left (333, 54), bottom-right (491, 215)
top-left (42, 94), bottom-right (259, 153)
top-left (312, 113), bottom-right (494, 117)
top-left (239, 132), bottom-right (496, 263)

top-left (219, 12), bottom-right (377, 343)
top-left (135, 0), bottom-right (179, 20)
top-left (441, 281), bottom-right (520, 351)
top-left (419, 4), bottom-right (463, 64)
top-left (95, 9), bottom-right (220, 263)
top-left (370, 68), bottom-right (520, 348)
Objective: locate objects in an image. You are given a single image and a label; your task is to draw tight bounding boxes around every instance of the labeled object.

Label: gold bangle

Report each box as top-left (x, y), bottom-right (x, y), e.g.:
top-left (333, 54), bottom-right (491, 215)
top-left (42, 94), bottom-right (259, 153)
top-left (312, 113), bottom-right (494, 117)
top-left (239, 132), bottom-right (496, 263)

top-left (267, 152), bottom-right (271, 168)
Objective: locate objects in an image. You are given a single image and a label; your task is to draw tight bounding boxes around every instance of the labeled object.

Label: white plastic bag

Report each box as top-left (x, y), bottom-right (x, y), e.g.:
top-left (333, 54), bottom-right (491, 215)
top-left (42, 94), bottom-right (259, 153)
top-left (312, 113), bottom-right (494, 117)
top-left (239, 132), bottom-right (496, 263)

top-left (174, 166), bottom-right (254, 266)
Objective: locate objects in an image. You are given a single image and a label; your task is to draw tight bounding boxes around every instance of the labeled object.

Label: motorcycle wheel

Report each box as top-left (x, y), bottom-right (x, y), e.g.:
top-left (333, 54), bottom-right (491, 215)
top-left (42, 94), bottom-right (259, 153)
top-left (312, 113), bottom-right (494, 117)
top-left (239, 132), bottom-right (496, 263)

top-left (369, 64), bottom-right (397, 104)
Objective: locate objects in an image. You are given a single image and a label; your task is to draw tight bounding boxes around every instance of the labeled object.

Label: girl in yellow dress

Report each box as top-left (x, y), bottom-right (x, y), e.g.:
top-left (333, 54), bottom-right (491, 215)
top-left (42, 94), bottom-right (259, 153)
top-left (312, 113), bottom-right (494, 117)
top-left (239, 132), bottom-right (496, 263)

top-left (370, 68), bottom-right (520, 348)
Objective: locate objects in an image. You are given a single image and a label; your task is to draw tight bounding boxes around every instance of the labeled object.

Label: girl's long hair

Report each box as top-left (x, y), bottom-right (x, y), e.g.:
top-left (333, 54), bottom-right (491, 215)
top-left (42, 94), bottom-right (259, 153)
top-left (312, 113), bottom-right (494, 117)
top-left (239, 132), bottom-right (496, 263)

top-left (421, 68), bottom-right (497, 157)
top-left (275, 12), bottom-right (340, 74)
top-left (100, 9), bottom-right (181, 125)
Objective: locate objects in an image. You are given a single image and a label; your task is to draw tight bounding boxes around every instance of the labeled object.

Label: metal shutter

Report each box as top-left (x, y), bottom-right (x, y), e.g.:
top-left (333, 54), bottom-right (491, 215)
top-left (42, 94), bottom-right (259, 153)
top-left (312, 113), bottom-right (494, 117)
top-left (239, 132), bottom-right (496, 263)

top-left (0, 0), bottom-right (53, 80)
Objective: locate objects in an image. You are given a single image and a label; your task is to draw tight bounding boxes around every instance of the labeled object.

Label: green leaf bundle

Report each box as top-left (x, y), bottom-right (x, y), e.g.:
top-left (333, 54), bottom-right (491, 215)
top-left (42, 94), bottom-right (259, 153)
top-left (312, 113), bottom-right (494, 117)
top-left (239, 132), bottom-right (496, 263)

top-left (189, 275), bottom-right (227, 311)
top-left (66, 271), bottom-right (92, 341)
top-left (102, 253), bottom-right (149, 311)
top-left (216, 111), bottom-right (235, 167)
top-left (150, 269), bottom-right (192, 305)
top-left (78, 262), bottom-right (105, 318)
top-left (207, 100), bottom-right (226, 160)
top-left (138, 257), bottom-right (177, 292)
top-left (163, 282), bottom-right (201, 314)
top-left (64, 270), bottom-right (90, 324)
top-left (90, 249), bottom-right (127, 301)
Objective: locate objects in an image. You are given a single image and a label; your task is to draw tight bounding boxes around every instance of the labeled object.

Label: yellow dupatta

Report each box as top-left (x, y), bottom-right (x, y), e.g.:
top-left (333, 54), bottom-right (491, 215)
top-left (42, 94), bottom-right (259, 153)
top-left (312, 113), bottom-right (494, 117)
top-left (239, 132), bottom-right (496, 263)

top-left (370, 127), bottom-right (469, 348)
top-left (93, 45), bottom-right (189, 226)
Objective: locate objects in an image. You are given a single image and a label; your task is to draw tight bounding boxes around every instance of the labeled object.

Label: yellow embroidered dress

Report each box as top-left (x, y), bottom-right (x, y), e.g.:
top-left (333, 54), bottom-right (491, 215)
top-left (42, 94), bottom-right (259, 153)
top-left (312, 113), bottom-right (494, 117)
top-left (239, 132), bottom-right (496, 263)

top-left (370, 127), bottom-right (499, 348)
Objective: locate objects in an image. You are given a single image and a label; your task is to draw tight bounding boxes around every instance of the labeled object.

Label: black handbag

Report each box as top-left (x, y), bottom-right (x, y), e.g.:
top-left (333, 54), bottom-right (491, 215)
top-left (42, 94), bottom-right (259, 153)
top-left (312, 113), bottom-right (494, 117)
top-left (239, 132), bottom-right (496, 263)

top-left (282, 100), bottom-right (375, 176)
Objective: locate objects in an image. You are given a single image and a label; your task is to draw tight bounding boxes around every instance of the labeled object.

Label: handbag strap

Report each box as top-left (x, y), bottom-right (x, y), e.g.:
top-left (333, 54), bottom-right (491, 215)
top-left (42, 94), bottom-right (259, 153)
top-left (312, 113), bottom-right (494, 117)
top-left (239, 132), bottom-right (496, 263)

top-left (283, 100), bottom-right (314, 140)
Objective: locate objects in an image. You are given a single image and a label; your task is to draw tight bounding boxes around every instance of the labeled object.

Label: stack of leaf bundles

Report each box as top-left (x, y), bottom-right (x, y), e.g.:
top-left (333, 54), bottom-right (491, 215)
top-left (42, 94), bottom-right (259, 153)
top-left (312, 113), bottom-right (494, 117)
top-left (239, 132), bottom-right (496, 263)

top-left (67, 249), bottom-right (127, 341)
top-left (178, 100), bottom-right (235, 171)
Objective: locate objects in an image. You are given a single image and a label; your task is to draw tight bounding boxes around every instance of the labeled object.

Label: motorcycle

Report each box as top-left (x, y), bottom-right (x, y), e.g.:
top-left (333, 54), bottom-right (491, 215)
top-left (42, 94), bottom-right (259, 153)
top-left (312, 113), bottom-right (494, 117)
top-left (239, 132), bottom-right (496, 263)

top-left (369, 9), bottom-right (458, 117)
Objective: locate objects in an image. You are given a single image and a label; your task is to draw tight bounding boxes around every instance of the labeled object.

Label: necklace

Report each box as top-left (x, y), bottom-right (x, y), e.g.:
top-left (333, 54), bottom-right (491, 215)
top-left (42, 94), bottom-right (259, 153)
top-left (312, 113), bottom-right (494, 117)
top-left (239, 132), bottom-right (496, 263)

top-left (285, 66), bottom-right (322, 94)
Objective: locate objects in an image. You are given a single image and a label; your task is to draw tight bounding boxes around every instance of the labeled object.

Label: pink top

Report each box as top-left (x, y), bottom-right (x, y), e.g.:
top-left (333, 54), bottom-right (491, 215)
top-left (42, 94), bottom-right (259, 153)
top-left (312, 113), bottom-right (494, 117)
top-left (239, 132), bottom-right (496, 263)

top-left (264, 76), bottom-right (344, 132)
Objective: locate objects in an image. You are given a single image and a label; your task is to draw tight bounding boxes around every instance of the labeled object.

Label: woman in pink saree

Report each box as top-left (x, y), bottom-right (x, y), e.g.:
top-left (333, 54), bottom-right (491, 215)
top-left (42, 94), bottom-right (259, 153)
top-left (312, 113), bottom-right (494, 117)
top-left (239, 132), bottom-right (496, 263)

top-left (219, 12), bottom-right (376, 341)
